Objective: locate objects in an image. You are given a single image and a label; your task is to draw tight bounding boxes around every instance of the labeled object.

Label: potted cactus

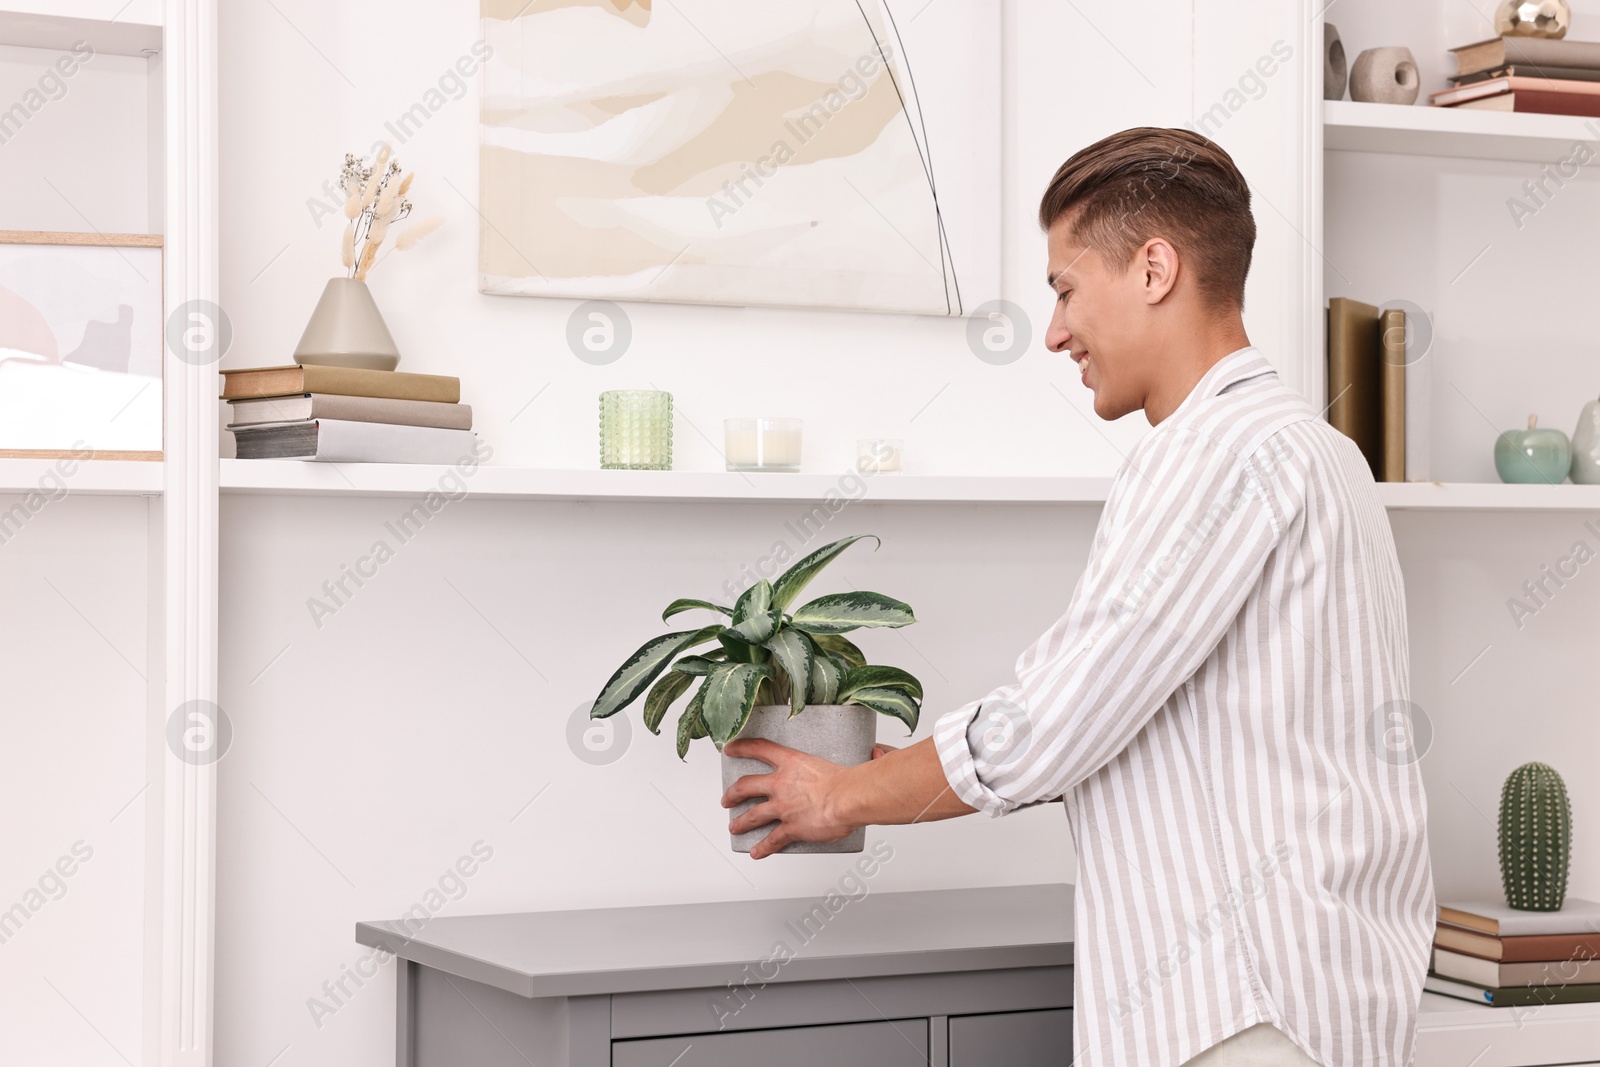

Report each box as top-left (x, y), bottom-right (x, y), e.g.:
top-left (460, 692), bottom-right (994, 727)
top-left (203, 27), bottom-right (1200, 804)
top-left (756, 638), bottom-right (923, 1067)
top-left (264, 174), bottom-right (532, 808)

top-left (1499, 761), bottom-right (1572, 911)
top-left (588, 534), bottom-right (921, 854)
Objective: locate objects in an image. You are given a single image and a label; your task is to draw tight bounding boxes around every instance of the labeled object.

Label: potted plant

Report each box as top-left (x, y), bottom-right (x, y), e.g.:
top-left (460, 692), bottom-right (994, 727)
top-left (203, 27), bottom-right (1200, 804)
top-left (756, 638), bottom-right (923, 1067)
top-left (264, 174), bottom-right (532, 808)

top-left (589, 534), bottom-right (922, 854)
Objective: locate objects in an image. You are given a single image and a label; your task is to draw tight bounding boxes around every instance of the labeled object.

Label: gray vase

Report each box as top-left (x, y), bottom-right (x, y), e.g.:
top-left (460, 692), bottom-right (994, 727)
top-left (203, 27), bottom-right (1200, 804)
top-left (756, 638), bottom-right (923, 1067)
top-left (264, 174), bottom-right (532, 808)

top-left (293, 277), bottom-right (401, 371)
top-left (1572, 395), bottom-right (1600, 484)
top-left (1350, 47), bottom-right (1420, 105)
top-left (1324, 23), bottom-right (1348, 101)
top-left (721, 704), bottom-right (877, 855)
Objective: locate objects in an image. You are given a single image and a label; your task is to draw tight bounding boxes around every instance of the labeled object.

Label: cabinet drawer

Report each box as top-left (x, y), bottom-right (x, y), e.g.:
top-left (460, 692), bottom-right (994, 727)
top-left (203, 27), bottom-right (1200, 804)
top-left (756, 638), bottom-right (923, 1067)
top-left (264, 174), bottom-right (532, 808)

top-left (613, 1018), bottom-right (928, 1067)
top-left (949, 1008), bottom-right (1073, 1067)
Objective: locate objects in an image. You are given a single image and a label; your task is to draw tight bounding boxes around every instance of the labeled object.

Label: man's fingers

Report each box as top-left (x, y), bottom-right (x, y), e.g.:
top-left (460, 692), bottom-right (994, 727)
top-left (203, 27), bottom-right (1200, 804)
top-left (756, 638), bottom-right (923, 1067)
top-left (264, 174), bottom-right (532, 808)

top-left (728, 802), bottom-right (779, 836)
top-left (749, 825), bottom-right (792, 860)
top-left (722, 737), bottom-right (794, 764)
top-left (720, 773), bottom-right (773, 808)
top-left (871, 743), bottom-right (899, 759)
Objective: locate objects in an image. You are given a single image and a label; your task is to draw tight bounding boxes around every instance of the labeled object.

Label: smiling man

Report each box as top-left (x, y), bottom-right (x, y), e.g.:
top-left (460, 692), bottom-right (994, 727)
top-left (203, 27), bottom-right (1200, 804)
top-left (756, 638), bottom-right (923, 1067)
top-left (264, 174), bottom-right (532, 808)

top-left (721, 127), bottom-right (1435, 1067)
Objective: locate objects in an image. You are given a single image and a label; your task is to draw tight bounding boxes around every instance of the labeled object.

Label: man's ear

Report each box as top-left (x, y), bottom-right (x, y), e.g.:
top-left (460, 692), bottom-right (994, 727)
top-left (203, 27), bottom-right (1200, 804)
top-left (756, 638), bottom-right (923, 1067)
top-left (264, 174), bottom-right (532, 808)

top-left (1142, 237), bottom-right (1179, 304)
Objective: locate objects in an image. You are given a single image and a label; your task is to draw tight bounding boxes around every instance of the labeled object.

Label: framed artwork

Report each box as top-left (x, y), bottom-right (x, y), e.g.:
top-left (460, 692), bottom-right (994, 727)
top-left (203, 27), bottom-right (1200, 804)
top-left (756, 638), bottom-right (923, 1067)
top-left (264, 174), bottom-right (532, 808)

top-left (0, 231), bottom-right (163, 460)
top-left (478, 0), bottom-right (1001, 317)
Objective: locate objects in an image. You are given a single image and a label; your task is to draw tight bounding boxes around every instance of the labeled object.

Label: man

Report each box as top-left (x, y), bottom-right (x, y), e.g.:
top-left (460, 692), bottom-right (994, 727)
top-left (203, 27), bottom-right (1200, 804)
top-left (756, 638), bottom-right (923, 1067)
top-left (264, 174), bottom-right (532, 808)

top-left (721, 128), bottom-right (1435, 1067)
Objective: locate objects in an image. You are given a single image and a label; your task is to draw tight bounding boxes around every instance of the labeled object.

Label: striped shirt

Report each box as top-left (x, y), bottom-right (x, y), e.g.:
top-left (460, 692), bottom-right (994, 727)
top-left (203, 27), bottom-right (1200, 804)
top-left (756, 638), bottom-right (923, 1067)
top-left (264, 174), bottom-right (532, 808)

top-left (935, 346), bottom-right (1435, 1067)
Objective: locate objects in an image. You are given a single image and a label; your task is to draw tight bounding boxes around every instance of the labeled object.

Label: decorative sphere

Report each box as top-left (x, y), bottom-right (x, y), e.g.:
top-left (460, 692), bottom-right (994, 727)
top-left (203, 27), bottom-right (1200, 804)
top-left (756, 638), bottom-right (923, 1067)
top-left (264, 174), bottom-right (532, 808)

top-left (1496, 0), bottom-right (1571, 38)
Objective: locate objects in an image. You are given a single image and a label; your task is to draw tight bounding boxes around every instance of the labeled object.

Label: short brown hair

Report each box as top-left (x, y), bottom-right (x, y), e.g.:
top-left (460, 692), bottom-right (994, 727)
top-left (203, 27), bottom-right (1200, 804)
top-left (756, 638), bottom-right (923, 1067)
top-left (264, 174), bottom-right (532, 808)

top-left (1038, 127), bottom-right (1255, 311)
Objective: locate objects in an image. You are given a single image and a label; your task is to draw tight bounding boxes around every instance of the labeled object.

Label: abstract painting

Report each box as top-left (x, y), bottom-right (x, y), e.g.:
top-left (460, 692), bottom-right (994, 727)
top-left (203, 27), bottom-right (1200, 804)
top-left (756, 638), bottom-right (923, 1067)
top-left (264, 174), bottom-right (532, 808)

top-left (479, 0), bottom-right (1000, 316)
top-left (0, 233), bottom-right (163, 458)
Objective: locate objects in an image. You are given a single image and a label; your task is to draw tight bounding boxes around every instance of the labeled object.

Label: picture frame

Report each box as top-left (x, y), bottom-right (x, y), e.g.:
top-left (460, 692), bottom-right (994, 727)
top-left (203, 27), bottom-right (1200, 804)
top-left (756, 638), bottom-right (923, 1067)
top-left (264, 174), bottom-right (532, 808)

top-left (0, 230), bottom-right (164, 461)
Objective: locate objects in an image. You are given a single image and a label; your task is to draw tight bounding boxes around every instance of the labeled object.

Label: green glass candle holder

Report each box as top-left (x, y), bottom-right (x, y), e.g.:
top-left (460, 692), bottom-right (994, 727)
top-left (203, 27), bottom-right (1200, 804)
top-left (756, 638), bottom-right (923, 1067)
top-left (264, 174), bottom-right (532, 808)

top-left (600, 390), bottom-right (673, 470)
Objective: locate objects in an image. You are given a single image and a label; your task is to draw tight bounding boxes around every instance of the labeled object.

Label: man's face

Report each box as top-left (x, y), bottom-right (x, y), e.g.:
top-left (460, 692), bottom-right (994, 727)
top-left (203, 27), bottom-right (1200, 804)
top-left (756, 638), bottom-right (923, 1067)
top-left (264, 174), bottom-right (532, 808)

top-left (1044, 215), bottom-right (1148, 421)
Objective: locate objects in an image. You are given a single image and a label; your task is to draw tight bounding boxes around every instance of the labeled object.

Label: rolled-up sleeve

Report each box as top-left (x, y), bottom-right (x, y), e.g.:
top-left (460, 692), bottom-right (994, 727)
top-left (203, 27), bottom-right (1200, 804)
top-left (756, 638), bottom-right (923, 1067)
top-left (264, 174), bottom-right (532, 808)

top-left (934, 429), bottom-right (1292, 817)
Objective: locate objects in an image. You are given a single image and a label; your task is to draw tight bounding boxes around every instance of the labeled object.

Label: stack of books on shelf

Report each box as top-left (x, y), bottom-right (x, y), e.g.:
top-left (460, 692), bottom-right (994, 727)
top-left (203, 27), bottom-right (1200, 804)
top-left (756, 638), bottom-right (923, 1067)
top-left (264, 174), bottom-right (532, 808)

top-left (222, 363), bottom-right (477, 463)
top-left (1434, 35), bottom-right (1600, 116)
top-left (1325, 298), bottom-right (1429, 482)
top-left (1427, 897), bottom-right (1600, 1007)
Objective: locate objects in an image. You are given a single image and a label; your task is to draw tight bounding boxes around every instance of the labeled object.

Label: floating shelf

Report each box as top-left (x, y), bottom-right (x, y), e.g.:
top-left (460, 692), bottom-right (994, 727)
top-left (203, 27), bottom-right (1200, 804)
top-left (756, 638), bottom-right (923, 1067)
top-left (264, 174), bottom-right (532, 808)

top-left (0, 457), bottom-right (162, 496)
top-left (217, 461), bottom-right (1600, 511)
top-left (0, 9), bottom-right (162, 57)
top-left (1324, 99), bottom-right (1600, 163)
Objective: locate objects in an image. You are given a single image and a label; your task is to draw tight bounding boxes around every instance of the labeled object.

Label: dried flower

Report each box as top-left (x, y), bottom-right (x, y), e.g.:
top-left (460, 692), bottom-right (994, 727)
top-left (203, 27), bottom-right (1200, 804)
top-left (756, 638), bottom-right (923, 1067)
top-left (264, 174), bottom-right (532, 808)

top-left (335, 141), bottom-right (434, 280)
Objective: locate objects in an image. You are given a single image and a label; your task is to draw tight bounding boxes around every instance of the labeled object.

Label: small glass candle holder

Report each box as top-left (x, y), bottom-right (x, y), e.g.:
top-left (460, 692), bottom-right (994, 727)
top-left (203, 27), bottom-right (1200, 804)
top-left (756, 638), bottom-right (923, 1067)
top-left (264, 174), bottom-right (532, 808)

top-left (599, 390), bottom-right (673, 470)
top-left (857, 438), bottom-right (903, 472)
top-left (724, 418), bottom-right (802, 473)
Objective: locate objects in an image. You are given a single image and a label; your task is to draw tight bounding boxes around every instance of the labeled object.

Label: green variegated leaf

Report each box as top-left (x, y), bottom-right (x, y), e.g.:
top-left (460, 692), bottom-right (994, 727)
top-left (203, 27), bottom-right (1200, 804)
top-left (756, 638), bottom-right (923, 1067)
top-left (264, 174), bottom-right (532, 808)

top-left (771, 534), bottom-right (880, 610)
top-left (718, 631), bottom-right (764, 663)
top-left (643, 670), bottom-right (693, 735)
top-left (810, 633), bottom-right (866, 669)
top-left (676, 684), bottom-right (708, 760)
top-left (701, 662), bottom-right (772, 747)
top-left (662, 598), bottom-right (733, 622)
top-left (837, 665), bottom-right (923, 703)
top-left (728, 580), bottom-right (781, 643)
top-left (591, 625), bottom-right (723, 720)
top-left (848, 686), bottom-right (920, 734)
top-left (789, 591), bottom-right (915, 635)
top-left (764, 629), bottom-right (814, 716)
top-left (807, 637), bottom-right (843, 705)
top-left (672, 654), bottom-right (723, 676)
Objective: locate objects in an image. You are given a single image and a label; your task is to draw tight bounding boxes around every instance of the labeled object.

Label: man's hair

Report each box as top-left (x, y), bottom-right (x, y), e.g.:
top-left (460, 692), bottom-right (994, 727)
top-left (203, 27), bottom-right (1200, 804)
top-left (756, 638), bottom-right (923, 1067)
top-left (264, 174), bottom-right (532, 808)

top-left (1038, 127), bottom-right (1255, 311)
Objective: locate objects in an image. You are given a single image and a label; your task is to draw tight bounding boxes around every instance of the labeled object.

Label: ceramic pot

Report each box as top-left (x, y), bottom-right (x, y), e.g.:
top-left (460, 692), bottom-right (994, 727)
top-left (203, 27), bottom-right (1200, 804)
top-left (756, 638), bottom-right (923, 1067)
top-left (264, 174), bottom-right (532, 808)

top-left (1494, 414), bottom-right (1571, 484)
top-left (1350, 47), bottom-right (1420, 105)
top-left (1324, 23), bottom-right (1348, 101)
top-left (721, 705), bottom-right (876, 854)
top-left (293, 277), bottom-right (401, 371)
top-left (1570, 395), bottom-right (1600, 484)
top-left (1496, 0), bottom-right (1570, 39)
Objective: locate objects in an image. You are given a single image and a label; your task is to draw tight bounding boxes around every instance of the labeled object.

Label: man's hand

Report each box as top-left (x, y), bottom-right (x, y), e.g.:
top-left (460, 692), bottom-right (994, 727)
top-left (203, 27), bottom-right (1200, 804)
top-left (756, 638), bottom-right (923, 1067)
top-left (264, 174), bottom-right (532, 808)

top-left (721, 736), bottom-right (978, 859)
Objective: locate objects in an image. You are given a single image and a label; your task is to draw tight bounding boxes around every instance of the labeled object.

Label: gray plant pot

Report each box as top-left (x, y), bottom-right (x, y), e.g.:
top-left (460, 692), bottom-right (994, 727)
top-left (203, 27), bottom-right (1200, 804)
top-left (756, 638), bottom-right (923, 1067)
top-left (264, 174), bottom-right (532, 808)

top-left (1350, 46), bottom-right (1420, 106)
top-left (721, 704), bottom-right (876, 855)
top-left (293, 277), bottom-right (402, 371)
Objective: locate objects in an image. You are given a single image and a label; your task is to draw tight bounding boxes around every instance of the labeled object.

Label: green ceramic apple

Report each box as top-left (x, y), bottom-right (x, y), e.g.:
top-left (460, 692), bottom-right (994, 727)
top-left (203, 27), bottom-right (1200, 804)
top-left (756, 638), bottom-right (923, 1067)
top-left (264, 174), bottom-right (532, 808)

top-left (1495, 414), bottom-right (1571, 484)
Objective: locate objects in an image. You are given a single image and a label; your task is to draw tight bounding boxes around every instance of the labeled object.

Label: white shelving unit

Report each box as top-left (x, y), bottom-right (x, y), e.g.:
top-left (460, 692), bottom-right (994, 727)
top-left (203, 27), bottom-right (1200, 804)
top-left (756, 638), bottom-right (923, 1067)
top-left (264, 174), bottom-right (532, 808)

top-left (1325, 98), bottom-right (1600, 163)
top-left (0, 457), bottom-right (163, 495)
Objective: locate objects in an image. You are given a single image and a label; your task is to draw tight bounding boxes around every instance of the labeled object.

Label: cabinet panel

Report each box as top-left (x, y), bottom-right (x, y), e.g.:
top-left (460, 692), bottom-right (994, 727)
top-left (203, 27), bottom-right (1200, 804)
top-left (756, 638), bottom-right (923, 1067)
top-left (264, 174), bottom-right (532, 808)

top-left (613, 1019), bottom-right (929, 1067)
top-left (949, 1008), bottom-right (1073, 1067)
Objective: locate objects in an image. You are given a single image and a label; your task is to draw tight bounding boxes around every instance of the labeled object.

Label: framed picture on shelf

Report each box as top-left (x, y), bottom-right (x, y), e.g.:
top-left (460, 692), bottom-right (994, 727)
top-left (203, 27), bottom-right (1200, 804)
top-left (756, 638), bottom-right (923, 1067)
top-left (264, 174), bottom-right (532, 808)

top-left (0, 230), bottom-right (164, 461)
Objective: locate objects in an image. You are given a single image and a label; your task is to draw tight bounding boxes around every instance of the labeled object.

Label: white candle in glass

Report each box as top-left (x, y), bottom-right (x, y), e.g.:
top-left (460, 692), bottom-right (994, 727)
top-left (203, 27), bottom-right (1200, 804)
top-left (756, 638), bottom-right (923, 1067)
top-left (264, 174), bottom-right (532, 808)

top-left (725, 418), bottom-right (802, 471)
top-left (857, 438), bottom-right (903, 472)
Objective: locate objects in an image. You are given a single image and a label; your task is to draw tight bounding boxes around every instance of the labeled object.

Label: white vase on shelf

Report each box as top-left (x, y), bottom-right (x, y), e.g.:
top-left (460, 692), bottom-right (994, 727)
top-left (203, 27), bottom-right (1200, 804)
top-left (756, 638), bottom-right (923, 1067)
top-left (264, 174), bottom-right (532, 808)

top-left (292, 277), bottom-right (401, 372)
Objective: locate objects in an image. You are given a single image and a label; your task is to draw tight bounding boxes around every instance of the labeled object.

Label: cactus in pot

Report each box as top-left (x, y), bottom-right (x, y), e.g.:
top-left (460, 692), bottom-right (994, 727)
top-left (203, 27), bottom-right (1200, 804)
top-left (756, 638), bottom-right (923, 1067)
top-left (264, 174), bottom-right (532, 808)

top-left (1498, 761), bottom-right (1572, 911)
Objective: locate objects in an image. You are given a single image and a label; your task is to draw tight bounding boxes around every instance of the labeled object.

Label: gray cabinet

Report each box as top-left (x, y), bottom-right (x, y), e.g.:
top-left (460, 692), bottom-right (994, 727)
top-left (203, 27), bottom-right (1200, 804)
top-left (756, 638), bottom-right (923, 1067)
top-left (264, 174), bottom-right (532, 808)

top-left (950, 1009), bottom-right (1073, 1067)
top-left (614, 1019), bottom-right (930, 1067)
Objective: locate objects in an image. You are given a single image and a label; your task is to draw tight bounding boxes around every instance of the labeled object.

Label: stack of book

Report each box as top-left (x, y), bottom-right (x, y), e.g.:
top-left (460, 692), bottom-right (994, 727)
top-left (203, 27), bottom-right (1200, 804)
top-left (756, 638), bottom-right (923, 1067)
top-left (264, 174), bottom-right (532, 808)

top-left (223, 363), bottom-right (477, 463)
top-left (1325, 298), bottom-right (1429, 482)
top-left (1427, 897), bottom-right (1600, 1007)
top-left (1434, 36), bottom-right (1600, 115)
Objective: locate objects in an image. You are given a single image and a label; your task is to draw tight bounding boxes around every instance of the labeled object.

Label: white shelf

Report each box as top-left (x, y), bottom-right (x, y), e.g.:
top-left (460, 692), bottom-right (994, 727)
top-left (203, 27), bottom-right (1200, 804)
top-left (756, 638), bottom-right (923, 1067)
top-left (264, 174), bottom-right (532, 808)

top-left (217, 461), bottom-right (1600, 511)
top-left (0, 9), bottom-right (162, 57)
top-left (1417, 990), bottom-right (1600, 1065)
top-left (0, 458), bottom-right (162, 496)
top-left (1324, 99), bottom-right (1600, 163)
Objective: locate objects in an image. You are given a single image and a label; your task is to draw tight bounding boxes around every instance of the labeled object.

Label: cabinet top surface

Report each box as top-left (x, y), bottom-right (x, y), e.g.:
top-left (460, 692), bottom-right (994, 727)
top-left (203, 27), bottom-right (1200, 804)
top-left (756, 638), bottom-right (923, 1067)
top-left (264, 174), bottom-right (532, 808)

top-left (356, 882), bottom-right (1075, 999)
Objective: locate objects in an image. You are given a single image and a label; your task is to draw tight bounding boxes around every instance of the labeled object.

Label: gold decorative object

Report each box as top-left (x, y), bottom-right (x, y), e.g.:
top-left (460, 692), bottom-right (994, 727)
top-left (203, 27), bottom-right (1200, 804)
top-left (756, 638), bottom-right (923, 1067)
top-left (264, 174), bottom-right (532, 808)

top-left (1495, 0), bottom-right (1571, 39)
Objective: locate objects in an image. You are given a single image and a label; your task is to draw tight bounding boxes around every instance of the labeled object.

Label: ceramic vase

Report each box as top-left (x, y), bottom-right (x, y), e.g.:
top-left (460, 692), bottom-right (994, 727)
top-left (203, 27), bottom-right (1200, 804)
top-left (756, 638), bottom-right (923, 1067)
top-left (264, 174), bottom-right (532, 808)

top-left (1496, 0), bottom-right (1571, 39)
top-left (1324, 23), bottom-right (1348, 101)
top-left (721, 705), bottom-right (876, 854)
top-left (1350, 47), bottom-right (1420, 105)
top-left (293, 277), bottom-right (401, 372)
top-left (1571, 395), bottom-right (1600, 484)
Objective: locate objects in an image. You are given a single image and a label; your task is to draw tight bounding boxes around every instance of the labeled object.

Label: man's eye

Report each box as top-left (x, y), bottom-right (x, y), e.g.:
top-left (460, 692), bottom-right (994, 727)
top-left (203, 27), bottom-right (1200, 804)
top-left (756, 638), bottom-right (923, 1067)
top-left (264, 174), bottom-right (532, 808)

top-left (1057, 290), bottom-right (1071, 303)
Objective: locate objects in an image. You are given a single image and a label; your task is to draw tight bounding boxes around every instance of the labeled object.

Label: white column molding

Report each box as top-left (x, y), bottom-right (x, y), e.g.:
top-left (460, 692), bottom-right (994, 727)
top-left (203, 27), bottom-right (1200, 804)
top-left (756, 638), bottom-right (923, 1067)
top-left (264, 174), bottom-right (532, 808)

top-left (1301, 0), bottom-right (1327, 412)
top-left (157, 0), bottom-right (219, 1063)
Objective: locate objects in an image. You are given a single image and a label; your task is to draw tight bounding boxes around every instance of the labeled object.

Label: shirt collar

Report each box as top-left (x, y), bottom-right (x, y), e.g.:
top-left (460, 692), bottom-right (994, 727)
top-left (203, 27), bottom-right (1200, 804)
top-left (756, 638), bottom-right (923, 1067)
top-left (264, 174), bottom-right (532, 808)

top-left (1163, 345), bottom-right (1276, 423)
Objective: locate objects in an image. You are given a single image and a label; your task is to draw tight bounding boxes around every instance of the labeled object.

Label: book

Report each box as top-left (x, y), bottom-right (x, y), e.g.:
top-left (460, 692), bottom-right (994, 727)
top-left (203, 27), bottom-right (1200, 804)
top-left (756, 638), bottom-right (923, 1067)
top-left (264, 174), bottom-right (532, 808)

top-left (1453, 63), bottom-right (1600, 86)
top-left (1425, 970), bottom-right (1600, 1007)
top-left (220, 364), bottom-right (461, 403)
top-left (227, 393), bottom-right (473, 430)
top-left (230, 419), bottom-right (478, 463)
top-left (1442, 898), bottom-right (1600, 937)
top-left (1432, 76), bottom-right (1600, 117)
top-left (1403, 314), bottom-right (1431, 482)
top-left (1436, 921), bottom-right (1600, 963)
top-left (1452, 35), bottom-right (1600, 78)
top-left (1434, 946), bottom-right (1600, 988)
top-left (1326, 297), bottom-right (1382, 480)
top-left (1379, 308), bottom-right (1405, 483)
